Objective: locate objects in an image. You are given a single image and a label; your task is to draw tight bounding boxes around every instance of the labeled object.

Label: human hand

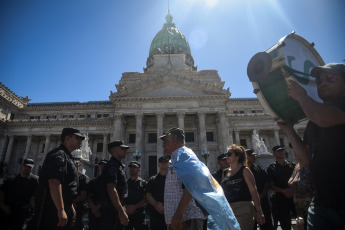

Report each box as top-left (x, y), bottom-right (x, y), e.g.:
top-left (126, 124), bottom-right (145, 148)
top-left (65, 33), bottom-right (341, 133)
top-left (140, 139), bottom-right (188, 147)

top-left (256, 210), bottom-right (265, 225)
top-left (57, 209), bottom-right (68, 227)
top-left (171, 210), bottom-right (184, 230)
top-left (119, 208), bottom-right (129, 226)
top-left (287, 80), bottom-right (308, 102)
top-left (124, 204), bottom-right (136, 214)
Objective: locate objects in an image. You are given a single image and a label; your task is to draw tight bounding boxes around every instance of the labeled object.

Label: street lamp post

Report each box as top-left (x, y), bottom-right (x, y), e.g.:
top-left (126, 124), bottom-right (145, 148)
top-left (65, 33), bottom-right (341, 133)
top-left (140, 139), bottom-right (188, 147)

top-left (133, 149), bottom-right (142, 161)
top-left (201, 148), bottom-right (210, 166)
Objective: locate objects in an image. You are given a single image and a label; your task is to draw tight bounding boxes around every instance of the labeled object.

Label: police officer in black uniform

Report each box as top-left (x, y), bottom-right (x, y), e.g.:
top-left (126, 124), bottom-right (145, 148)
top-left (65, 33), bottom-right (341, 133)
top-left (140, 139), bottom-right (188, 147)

top-left (124, 161), bottom-right (148, 230)
top-left (0, 158), bottom-right (38, 230)
top-left (246, 149), bottom-right (273, 230)
top-left (146, 156), bottom-right (170, 230)
top-left (99, 140), bottom-right (129, 230)
top-left (30, 127), bottom-right (84, 230)
top-left (267, 145), bottom-right (296, 230)
top-left (86, 160), bottom-right (107, 230)
top-left (72, 153), bottom-right (90, 230)
top-left (212, 153), bottom-right (230, 184)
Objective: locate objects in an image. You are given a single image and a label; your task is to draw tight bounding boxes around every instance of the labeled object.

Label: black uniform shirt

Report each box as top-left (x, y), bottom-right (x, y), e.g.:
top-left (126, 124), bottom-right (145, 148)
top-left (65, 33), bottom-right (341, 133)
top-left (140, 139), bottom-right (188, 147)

top-left (249, 164), bottom-right (269, 194)
top-left (124, 177), bottom-right (147, 213)
top-left (38, 144), bottom-right (78, 206)
top-left (0, 173), bottom-right (38, 210)
top-left (77, 172), bottom-right (89, 195)
top-left (101, 156), bottom-right (127, 202)
top-left (267, 160), bottom-right (295, 191)
top-left (146, 173), bottom-right (166, 218)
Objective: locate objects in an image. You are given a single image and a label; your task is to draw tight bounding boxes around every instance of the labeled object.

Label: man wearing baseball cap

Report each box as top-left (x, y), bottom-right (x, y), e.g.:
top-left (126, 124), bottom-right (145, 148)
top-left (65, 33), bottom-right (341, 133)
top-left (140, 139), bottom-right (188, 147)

top-left (124, 161), bottom-right (148, 230)
top-left (31, 127), bottom-right (84, 230)
top-left (278, 63), bottom-right (345, 229)
top-left (0, 158), bottom-right (38, 230)
top-left (267, 146), bottom-right (296, 230)
top-left (246, 149), bottom-right (273, 230)
top-left (98, 140), bottom-right (130, 229)
top-left (212, 153), bottom-right (229, 184)
top-left (146, 156), bottom-right (170, 230)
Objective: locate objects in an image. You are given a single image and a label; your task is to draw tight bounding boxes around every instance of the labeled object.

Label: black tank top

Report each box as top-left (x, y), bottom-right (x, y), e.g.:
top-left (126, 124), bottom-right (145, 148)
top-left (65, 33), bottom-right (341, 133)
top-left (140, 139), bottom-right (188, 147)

top-left (222, 166), bottom-right (252, 203)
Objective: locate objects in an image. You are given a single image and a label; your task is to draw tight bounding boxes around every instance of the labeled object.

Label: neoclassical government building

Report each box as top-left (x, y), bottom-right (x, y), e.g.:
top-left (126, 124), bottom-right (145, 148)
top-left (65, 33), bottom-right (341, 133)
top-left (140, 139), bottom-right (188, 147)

top-left (0, 12), bottom-right (306, 179)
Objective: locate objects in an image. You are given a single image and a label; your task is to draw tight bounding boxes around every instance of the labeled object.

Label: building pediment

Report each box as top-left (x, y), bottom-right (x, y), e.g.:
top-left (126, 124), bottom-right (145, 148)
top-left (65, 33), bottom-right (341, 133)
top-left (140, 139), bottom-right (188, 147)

top-left (110, 73), bottom-right (230, 100)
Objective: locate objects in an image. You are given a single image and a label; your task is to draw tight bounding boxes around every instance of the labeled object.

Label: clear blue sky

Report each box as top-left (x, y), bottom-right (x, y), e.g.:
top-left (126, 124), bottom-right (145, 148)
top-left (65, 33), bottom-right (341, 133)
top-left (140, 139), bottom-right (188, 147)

top-left (1, 0), bottom-right (344, 103)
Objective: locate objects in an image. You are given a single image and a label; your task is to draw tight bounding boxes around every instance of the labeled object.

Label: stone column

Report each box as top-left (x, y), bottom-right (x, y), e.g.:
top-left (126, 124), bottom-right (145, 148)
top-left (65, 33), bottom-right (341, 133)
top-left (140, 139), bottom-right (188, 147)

top-left (43, 135), bottom-right (51, 155)
top-left (4, 135), bottom-right (14, 165)
top-left (274, 129), bottom-right (280, 146)
top-left (198, 112), bottom-right (207, 157)
top-left (135, 113), bottom-right (143, 152)
top-left (102, 133), bottom-right (108, 160)
top-left (113, 114), bottom-right (122, 141)
top-left (234, 129), bottom-right (240, 145)
top-left (219, 112), bottom-right (229, 152)
top-left (0, 135), bottom-right (8, 162)
top-left (177, 112), bottom-right (185, 130)
top-left (156, 113), bottom-right (164, 161)
top-left (228, 129), bottom-right (234, 147)
top-left (23, 135), bottom-right (32, 162)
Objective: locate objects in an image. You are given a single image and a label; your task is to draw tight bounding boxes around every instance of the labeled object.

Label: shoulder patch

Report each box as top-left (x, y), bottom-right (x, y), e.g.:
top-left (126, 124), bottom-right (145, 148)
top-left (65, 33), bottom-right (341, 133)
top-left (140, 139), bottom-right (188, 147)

top-left (55, 155), bottom-right (65, 166)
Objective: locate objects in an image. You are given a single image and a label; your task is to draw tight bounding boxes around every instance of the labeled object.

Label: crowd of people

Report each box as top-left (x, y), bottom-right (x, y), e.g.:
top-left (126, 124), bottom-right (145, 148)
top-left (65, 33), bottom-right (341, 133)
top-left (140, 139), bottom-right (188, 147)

top-left (0, 63), bottom-right (344, 230)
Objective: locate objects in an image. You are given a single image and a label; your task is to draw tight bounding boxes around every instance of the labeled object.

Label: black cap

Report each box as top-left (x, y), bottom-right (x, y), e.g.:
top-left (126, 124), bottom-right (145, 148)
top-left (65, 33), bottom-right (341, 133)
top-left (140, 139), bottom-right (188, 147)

top-left (272, 145), bottom-right (285, 152)
top-left (128, 161), bottom-right (141, 168)
top-left (217, 153), bottom-right (227, 161)
top-left (107, 140), bottom-right (129, 151)
top-left (98, 159), bottom-right (108, 165)
top-left (62, 128), bottom-right (85, 140)
top-left (159, 156), bottom-right (171, 163)
top-left (245, 149), bottom-right (257, 156)
top-left (23, 158), bottom-right (34, 167)
top-left (159, 127), bottom-right (185, 140)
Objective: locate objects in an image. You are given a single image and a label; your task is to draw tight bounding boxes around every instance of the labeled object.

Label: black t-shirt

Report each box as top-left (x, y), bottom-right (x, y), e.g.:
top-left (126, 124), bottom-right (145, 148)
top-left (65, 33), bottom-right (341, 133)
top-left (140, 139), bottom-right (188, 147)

top-left (38, 144), bottom-right (78, 206)
top-left (77, 172), bottom-right (89, 194)
top-left (249, 164), bottom-right (269, 194)
top-left (0, 173), bottom-right (38, 210)
top-left (303, 100), bottom-right (345, 209)
top-left (146, 173), bottom-right (166, 218)
top-left (101, 157), bottom-right (127, 202)
top-left (212, 168), bottom-right (224, 184)
top-left (124, 177), bottom-right (147, 213)
top-left (222, 166), bottom-right (252, 203)
top-left (267, 160), bottom-right (295, 193)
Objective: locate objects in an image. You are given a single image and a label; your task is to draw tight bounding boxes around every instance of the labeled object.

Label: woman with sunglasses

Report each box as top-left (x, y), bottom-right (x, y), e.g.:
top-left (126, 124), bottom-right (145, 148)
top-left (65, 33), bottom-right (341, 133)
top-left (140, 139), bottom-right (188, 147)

top-left (221, 144), bottom-right (265, 230)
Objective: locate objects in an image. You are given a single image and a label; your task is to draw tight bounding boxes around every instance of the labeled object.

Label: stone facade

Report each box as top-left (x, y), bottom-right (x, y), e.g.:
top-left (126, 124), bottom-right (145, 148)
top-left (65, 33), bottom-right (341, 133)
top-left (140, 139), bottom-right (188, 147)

top-left (0, 13), bottom-right (307, 180)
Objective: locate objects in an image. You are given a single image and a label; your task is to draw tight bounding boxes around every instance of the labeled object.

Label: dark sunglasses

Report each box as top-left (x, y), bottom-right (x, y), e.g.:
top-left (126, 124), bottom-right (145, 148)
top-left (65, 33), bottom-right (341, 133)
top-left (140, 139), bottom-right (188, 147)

top-left (226, 151), bottom-right (234, 157)
top-left (315, 74), bottom-right (336, 85)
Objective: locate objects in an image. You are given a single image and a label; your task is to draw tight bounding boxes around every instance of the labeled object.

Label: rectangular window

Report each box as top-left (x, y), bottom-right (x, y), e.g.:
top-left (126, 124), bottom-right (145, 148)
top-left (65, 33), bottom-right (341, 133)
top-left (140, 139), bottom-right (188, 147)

top-left (239, 111), bottom-right (245, 114)
top-left (240, 139), bottom-right (247, 147)
top-left (233, 111), bottom-right (238, 114)
top-left (103, 114), bottom-right (109, 118)
top-left (148, 133), bottom-right (157, 143)
top-left (63, 115), bottom-right (68, 118)
top-left (129, 134), bottom-right (136, 144)
top-left (79, 115), bottom-right (85, 118)
top-left (96, 143), bottom-right (103, 152)
top-left (185, 132), bottom-right (195, 142)
top-left (69, 115), bottom-right (74, 118)
top-left (251, 110), bottom-right (256, 113)
top-left (97, 114), bottom-right (102, 118)
top-left (206, 132), bottom-right (214, 142)
top-left (87, 114), bottom-right (91, 118)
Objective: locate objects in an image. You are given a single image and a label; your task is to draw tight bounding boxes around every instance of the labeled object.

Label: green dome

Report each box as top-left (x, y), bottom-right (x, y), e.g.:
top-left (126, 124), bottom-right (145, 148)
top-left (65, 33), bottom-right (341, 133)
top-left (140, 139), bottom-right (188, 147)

top-left (149, 12), bottom-right (191, 57)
